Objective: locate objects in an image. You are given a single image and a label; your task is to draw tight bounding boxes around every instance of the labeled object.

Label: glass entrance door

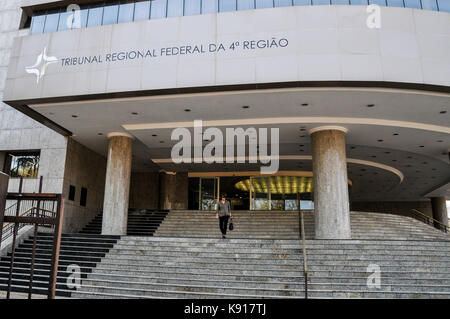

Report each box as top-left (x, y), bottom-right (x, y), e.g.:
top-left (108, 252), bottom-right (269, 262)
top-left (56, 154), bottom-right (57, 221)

top-left (199, 177), bottom-right (220, 210)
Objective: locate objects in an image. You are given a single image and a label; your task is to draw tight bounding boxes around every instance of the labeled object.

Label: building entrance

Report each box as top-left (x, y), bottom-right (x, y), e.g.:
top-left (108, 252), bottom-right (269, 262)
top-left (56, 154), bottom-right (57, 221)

top-left (188, 173), bottom-right (314, 211)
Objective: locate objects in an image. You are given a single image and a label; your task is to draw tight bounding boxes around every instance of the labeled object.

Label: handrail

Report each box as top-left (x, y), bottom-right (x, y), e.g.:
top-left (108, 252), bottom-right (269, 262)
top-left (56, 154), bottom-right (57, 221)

top-left (297, 194), bottom-right (308, 299)
top-left (1, 206), bottom-right (57, 243)
top-left (300, 210), bottom-right (308, 299)
top-left (2, 206), bottom-right (35, 229)
top-left (411, 209), bottom-right (449, 233)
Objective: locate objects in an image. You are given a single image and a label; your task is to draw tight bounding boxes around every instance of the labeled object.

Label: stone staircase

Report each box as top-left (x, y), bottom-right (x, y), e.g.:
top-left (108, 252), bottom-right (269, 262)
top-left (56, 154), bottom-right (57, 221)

top-left (1, 210), bottom-right (449, 298)
top-left (67, 210), bottom-right (450, 299)
top-left (0, 233), bottom-right (120, 297)
top-left (71, 237), bottom-right (306, 298)
top-left (80, 210), bottom-right (168, 236)
top-left (154, 210), bottom-right (450, 241)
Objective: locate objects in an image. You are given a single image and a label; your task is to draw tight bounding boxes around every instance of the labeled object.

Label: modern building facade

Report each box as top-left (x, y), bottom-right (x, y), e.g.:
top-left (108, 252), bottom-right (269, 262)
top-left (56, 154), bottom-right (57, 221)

top-left (0, 0), bottom-right (449, 239)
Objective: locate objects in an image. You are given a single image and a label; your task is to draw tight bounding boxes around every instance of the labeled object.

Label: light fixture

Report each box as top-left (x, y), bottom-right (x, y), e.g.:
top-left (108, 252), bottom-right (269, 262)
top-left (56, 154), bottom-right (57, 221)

top-left (131, 112), bottom-right (138, 115)
top-left (184, 109), bottom-right (191, 112)
top-left (366, 104), bottom-right (375, 108)
top-left (242, 105), bottom-right (250, 109)
top-left (71, 115), bottom-right (78, 118)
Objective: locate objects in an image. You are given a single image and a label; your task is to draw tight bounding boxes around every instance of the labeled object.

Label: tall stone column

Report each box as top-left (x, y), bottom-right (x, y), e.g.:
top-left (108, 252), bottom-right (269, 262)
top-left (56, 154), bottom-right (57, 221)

top-left (159, 171), bottom-right (177, 210)
top-left (310, 126), bottom-right (351, 239)
top-left (102, 133), bottom-right (133, 235)
top-left (430, 197), bottom-right (448, 231)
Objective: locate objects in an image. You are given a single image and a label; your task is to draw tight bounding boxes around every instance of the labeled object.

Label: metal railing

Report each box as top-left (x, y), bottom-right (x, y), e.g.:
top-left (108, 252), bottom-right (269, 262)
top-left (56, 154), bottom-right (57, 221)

top-left (2, 201), bottom-right (57, 243)
top-left (410, 209), bottom-right (449, 233)
top-left (297, 194), bottom-right (308, 299)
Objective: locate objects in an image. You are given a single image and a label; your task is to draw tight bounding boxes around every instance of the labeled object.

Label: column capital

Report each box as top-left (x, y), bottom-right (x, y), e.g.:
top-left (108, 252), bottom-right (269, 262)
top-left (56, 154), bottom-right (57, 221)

top-left (308, 126), bottom-right (348, 135)
top-left (106, 132), bottom-right (134, 140)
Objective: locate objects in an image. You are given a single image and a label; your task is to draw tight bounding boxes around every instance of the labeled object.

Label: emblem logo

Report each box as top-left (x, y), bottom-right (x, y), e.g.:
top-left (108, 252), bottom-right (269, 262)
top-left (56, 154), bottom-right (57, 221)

top-left (25, 47), bottom-right (58, 84)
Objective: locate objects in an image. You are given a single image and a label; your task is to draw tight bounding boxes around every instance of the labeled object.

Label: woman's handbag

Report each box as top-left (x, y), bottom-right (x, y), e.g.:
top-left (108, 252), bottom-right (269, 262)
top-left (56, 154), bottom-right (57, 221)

top-left (229, 218), bottom-right (234, 231)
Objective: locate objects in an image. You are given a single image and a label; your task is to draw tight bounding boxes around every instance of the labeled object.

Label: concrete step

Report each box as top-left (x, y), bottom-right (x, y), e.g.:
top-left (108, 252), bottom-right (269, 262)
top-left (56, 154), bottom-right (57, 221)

top-left (74, 283), bottom-right (303, 298)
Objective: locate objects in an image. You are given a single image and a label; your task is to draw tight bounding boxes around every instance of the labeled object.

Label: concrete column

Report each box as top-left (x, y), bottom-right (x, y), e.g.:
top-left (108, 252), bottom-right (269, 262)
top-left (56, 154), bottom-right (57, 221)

top-left (159, 171), bottom-right (177, 210)
top-left (430, 197), bottom-right (448, 231)
top-left (102, 133), bottom-right (133, 235)
top-left (310, 126), bottom-right (351, 239)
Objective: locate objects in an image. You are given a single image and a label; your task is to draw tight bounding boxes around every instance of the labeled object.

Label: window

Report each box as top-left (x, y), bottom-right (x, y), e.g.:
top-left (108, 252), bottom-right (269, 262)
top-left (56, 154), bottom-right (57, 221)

top-left (58, 11), bottom-right (73, 31)
top-left (69, 185), bottom-right (76, 201)
top-left (118, 2), bottom-right (135, 23)
top-left (437, 0), bottom-right (450, 11)
top-left (387, 0), bottom-right (404, 6)
top-left (404, 0), bottom-right (422, 8)
top-left (80, 9), bottom-right (89, 28)
top-left (275, 0), bottom-right (293, 6)
top-left (30, 14), bottom-right (46, 34)
top-left (331, 0), bottom-right (350, 4)
top-left (185, 0), bottom-right (202, 15)
top-left (4, 152), bottom-right (40, 178)
top-left (369, 0), bottom-right (387, 5)
top-left (103, 3), bottom-right (119, 25)
top-left (238, 0), bottom-right (255, 10)
top-left (151, 0), bottom-right (168, 19)
top-left (421, 0), bottom-right (438, 10)
top-left (43, 12), bottom-right (60, 33)
top-left (256, 0), bottom-right (274, 7)
top-left (312, 0), bottom-right (331, 4)
top-left (202, 0), bottom-right (219, 13)
top-left (80, 187), bottom-right (87, 207)
top-left (219, 0), bottom-right (237, 12)
top-left (167, 0), bottom-right (184, 17)
top-left (87, 5), bottom-right (104, 27)
top-left (134, 0), bottom-right (151, 20)
top-left (26, 0), bottom-right (446, 35)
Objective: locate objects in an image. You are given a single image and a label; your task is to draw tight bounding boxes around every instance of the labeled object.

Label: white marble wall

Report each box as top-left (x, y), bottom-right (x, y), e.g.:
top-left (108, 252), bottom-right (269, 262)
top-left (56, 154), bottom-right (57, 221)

top-left (0, 0), bottom-right (68, 195)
